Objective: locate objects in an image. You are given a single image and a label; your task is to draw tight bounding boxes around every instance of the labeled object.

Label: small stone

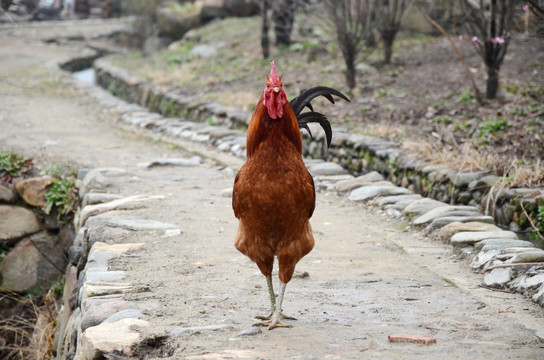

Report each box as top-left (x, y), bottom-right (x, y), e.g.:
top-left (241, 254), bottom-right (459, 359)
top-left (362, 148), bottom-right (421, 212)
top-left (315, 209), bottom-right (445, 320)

top-left (77, 168), bottom-right (92, 179)
top-left (0, 183), bottom-right (18, 203)
top-left (532, 284), bottom-right (544, 306)
top-left (349, 185), bottom-right (411, 202)
top-left (190, 44), bottom-right (217, 58)
top-left (15, 176), bottom-right (53, 207)
top-left (509, 271), bottom-right (544, 292)
top-left (334, 171), bottom-right (384, 192)
top-left (472, 249), bottom-right (502, 269)
top-left (236, 327), bottom-right (262, 337)
top-left (484, 268), bottom-right (513, 287)
top-left (308, 162), bottom-right (348, 176)
top-left (450, 231), bottom-right (518, 246)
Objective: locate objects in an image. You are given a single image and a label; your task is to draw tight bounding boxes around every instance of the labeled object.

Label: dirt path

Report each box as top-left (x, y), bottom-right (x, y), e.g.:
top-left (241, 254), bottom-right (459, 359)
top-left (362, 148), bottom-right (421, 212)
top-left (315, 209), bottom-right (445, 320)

top-left (1, 20), bottom-right (543, 359)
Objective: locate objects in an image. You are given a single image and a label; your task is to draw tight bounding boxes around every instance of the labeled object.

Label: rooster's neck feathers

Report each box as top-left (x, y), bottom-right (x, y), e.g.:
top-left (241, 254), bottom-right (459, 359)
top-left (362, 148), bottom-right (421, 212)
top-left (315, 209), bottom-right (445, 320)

top-left (246, 97), bottom-right (301, 159)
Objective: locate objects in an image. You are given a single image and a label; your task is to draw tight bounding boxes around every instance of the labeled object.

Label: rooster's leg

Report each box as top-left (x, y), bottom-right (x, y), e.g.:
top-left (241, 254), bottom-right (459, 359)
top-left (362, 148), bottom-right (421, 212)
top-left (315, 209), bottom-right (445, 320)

top-left (267, 281), bottom-right (292, 329)
top-left (254, 281), bottom-right (295, 329)
top-left (255, 275), bottom-right (276, 320)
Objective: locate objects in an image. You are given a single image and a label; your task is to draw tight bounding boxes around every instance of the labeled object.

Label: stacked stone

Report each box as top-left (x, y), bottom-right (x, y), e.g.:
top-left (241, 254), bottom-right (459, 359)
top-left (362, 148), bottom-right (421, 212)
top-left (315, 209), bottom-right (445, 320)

top-left (0, 176), bottom-right (69, 294)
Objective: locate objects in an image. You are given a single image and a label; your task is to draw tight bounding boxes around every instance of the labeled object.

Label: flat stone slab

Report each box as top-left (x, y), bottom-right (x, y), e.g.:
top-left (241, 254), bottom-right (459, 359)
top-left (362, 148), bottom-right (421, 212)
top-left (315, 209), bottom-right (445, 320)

top-left (439, 221), bottom-right (503, 242)
top-left (86, 215), bottom-right (179, 232)
top-left (137, 156), bottom-right (202, 168)
top-left (376, 194), bottom-right (423, 207)
top-left (308, 162), bottom-right (348, 176)
top-left (403, 198), bottom-right (447, 217)
top-left (413, 205), bottom-right (481, 225)
top-left (385, 198), bottom-right (424, 211)
top-left (349, 186), bottom-right (411, 202)
top-left (79, 195), bottom-right (166, 227)
top-left (334, 171), bottom-right (384, 192)
top-left (474, 239), bottom-right (534, 252)
top-left (427, 216), bottom-right (495, 232)
top-left (450, 231), bottom-right (518, 246)
top-left (80, 318), bottom-right (149, 359)
top-left (82, 193), bottom-right (123, 207)
top-left (507, 250), bottom-right (544, 263)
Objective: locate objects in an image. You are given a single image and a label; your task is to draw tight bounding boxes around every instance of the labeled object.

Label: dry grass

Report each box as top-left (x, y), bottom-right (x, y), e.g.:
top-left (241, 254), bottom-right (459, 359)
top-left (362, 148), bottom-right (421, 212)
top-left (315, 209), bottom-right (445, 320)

top-left (402, 141), bottom-right (500, 173)
top-left (0, 289), bottom-right (60, 360)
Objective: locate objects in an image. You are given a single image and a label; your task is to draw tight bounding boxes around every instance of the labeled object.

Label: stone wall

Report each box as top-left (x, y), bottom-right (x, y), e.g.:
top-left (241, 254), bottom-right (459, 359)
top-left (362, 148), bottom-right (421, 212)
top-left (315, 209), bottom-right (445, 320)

top-left (94, 58), bottom-right (544, 238)
top-left (0, 176), bottom-right (70, 294)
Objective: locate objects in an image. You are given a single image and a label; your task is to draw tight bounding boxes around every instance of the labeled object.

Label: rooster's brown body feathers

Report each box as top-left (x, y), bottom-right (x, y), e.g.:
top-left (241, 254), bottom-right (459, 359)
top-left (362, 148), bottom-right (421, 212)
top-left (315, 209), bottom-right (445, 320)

top-left (233, 95), bottom-right (315, 284)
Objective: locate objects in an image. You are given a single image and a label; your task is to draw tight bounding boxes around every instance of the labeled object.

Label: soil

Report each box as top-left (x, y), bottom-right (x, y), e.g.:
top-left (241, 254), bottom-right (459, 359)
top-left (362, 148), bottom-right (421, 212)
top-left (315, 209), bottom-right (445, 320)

top-left (1, 18), bottom-right (544, 359)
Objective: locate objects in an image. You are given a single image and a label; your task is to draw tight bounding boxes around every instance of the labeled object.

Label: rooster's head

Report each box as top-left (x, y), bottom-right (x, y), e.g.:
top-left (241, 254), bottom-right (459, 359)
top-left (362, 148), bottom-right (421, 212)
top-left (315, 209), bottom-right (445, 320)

top-left (263, 61), bottom-right (287, 120)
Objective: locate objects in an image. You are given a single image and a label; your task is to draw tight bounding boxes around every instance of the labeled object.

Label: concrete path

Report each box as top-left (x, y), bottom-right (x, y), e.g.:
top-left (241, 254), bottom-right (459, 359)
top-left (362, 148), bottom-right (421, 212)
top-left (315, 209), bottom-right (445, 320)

top-left (1, 19), bottom-right (543, 359)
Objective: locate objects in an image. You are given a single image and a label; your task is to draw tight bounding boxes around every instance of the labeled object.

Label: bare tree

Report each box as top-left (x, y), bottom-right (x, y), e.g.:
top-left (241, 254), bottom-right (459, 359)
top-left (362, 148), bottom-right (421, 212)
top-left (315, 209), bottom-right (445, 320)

top-left (459, 0), bottom-right (517, 99)
top-left (325, 0), bottom-right (377, 90)
top-left (527, 0), bottom-right (544, 35)
top-left (272, 0), bottom-right (297, 47)
top-left (375, 0), bottom-right (415, 64)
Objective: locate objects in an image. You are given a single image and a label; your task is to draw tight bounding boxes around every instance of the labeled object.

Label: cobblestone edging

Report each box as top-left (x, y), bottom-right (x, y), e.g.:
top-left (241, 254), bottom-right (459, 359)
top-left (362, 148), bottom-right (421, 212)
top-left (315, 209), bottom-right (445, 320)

top-left (54, 60), bottom-right (544, 359)
top-left (93, 58), bottom-right (544, 236)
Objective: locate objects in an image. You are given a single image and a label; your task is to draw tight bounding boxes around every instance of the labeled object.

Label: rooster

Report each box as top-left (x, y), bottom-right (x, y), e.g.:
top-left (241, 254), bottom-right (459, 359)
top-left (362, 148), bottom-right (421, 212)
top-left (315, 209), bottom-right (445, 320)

top-left (232, 61), bottom-right (349, 329)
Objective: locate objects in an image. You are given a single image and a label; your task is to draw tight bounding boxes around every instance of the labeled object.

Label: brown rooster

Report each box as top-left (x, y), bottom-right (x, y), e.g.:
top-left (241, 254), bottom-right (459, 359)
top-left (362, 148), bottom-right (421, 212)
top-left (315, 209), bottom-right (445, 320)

top-left (232, 61), bottom-right (349, 329)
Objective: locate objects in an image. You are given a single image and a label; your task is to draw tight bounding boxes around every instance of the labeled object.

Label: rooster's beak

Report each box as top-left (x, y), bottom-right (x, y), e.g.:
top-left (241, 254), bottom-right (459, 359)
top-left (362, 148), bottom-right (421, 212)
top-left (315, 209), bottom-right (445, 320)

top-left (273, 87), bottom-right (279, 93)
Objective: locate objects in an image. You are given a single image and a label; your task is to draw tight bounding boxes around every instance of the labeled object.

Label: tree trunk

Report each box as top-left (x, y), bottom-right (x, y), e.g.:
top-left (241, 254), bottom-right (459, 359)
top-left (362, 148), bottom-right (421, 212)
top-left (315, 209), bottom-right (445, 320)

top-left (261, 0), bottom-right (270, 59)
top-left (344, 53), bottom-right (356, 90)
top-left (486, 66), bottom-right (499, 99)
top-left (383, 37), bottom-right (393, 64)
top-left (272, 0), bottom-right (295, 47)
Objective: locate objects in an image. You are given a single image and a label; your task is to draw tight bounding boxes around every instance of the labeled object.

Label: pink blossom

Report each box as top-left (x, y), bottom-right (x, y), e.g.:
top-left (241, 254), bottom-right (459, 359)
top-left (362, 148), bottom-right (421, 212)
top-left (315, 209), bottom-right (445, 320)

top-left (459, 35), bottom-right (463, 41)
top-left (490, 37), bottom-right (505, 44)
top-left (529, 112), bottom-right (534, 118)
top-left (472, 36), bottom-right (479, 44)
top-left (522, 4), bottom-right (528, 12)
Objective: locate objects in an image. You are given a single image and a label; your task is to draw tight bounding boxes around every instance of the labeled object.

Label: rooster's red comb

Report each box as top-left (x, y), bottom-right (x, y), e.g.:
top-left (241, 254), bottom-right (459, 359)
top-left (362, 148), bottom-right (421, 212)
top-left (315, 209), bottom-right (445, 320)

top-left (269, 60), bottom-right (279, 83)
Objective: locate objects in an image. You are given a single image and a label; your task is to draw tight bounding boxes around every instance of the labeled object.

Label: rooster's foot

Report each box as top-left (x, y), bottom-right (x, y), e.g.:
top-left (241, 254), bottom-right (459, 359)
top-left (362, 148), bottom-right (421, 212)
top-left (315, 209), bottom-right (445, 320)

top-left (253, 317), bottom-right (293, 330)
top-left (255, 312), bottom-right (297, 321)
